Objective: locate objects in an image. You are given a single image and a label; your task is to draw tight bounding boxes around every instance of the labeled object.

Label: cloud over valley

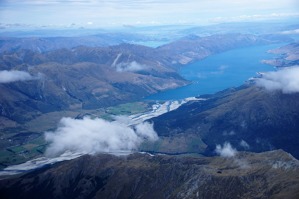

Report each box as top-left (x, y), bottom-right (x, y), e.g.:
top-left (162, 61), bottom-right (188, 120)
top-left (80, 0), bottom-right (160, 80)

top-left (44, 117), bottom-right (158, 157)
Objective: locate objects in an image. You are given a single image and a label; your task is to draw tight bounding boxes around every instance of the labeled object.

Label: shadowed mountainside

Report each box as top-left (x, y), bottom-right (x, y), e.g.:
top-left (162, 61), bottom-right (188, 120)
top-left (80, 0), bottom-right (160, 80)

top-left (0, 150), bottom-right (299, 199)
top-left (148, 84), bottom-right (299, 159)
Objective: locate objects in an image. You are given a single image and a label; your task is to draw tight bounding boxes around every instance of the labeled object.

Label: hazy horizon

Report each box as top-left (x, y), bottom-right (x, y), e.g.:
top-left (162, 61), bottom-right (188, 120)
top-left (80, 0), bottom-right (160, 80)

top-left (0, 0), bottom-right (299, 30)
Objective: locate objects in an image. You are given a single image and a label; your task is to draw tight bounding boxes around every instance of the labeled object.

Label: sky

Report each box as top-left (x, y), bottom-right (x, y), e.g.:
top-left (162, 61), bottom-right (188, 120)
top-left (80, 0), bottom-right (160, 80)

top-left (0, 0), bottom-right (299, 28)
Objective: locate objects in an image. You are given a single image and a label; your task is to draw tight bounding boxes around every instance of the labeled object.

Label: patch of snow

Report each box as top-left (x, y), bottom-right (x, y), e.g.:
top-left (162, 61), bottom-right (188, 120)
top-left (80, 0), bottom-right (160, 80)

top-left (111, 53), bottom-right (122, 67)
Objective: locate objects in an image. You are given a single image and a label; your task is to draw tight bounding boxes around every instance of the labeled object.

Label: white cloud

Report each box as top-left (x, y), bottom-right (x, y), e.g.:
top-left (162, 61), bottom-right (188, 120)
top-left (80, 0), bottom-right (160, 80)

top-left (116, 61), bottom-right (145, 72)
top-left (255, 66), bottom-right (299, 94)
top-left (210, 13), bottom-right (299, 23)
top-left (0, 70), bottom-right (36, 83)
top-left (281, 29), bottom-right (299, 35)
top-left (234, 158), bottom-right (250, 169)
top-left (215, 142), bottom-right (250, 168)
top-left (215, 142), bottom-right (237, 157)
top-left (240, 140), bottom-right (250, 150)
top-left (44, 117), bottom-right (158, 157)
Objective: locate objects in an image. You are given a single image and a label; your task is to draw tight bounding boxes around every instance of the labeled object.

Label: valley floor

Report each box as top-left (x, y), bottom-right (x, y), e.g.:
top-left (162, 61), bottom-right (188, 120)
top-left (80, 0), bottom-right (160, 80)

top-left (0, 98), bottom-right (201, 176)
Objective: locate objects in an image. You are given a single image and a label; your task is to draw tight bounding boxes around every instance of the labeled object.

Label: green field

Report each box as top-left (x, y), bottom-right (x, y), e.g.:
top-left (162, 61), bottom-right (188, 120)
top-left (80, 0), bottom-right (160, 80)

top-left (105, 102), bottom-right (150, 115)
top-left (0, 134), bottom-right (47, 169)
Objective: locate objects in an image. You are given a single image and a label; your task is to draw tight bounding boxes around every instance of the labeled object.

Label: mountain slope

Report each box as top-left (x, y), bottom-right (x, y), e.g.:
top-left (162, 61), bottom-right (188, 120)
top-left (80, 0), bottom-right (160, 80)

top-left (0, 150), bottom-right (298, 199)
top-left (262, 42), bottom-right (299, 67)
top-left (148, 84), bottom-right (299, 158)
top-left (0, 44), bottom-right (187, 124)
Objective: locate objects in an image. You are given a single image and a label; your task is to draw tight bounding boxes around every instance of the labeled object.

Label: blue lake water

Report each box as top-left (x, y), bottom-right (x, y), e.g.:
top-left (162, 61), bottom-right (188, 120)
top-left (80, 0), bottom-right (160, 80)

top-left (146, 43), bottom-right (284, 101)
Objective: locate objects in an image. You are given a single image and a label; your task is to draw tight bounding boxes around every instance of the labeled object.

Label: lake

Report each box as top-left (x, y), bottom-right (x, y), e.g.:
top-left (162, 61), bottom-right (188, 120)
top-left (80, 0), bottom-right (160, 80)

top-left (146, 44), bottom-right (284, 101)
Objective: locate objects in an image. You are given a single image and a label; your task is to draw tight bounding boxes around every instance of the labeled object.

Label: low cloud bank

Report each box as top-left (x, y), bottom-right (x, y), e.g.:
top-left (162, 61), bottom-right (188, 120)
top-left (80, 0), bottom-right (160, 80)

top-left (255, 67), bottom-right (299, 93)
top-left (215, 142), bottom-right (237, 157)
top-left (45, 117), bottom-right (158, 157)
top-left (0, 70), bottom-right (37, 83)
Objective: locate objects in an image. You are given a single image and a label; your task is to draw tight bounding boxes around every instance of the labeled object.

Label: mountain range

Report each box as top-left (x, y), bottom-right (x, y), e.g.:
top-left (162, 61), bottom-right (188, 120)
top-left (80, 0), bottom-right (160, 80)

top-left (0, 33), bottom-right (292, 126)
top-left (0, 30), bottom-right (299, 198)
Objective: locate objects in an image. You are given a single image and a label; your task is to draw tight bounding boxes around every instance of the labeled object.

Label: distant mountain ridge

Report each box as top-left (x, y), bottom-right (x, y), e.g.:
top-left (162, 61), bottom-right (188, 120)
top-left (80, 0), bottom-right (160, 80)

top-left (0, 32), bottom-right (153, 53)
top-left (262, 42), bottom-right (299, 67)
top-left (156, 33), bottom-right (293, 65)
